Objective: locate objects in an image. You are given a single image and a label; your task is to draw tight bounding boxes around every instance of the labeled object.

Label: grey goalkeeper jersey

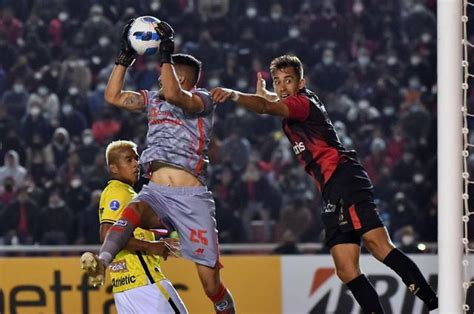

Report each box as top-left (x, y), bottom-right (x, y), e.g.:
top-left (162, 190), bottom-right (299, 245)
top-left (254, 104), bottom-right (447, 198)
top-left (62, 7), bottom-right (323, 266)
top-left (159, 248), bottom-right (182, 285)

top-left (139, 88), bottom-right (215, 184)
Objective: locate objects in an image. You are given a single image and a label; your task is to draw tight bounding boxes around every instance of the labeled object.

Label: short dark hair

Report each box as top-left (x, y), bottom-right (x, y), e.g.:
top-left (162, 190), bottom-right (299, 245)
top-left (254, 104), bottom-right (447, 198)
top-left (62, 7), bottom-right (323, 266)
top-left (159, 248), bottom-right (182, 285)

top-left (172, 53), bottom-right (202, 85)
top-left (270, 55), bottom-right (304, 79)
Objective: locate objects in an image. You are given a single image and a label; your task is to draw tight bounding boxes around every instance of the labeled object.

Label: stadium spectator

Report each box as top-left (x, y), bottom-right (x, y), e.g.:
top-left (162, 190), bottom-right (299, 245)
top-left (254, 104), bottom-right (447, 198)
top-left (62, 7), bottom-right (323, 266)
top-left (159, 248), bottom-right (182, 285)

top-left (44, 127), bottom-right (71, 168)
top-left (75, 189), bottom-right (101, 245)
top-left (1, 187), bottom-right (39, 244)
top-left (1, 77), bottom-right (29, 120)
top-left (0, 150), bottom-right (26, 190)
top-left (0, 0), bottom-right (439, 248)
top-left (37, 189), bottom-right (74, 244)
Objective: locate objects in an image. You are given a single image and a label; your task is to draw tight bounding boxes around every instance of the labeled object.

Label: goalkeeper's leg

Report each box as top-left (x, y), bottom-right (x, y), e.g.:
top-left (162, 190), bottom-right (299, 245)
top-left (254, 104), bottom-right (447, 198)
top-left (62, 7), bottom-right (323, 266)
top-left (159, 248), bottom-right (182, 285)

top-left (81, 202), bottom-right (153, 286)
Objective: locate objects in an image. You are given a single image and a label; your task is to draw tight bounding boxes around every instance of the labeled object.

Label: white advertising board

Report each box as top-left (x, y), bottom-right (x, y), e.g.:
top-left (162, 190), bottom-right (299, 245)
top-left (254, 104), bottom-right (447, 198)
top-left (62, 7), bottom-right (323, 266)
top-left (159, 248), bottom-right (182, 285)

top-left (281, 255), bottom-right (447, 314)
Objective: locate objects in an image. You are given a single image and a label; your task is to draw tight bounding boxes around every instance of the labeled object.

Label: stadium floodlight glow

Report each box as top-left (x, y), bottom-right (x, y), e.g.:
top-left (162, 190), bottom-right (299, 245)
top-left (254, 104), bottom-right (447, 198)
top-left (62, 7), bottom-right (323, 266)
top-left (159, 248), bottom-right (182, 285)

top-left (438, 0), bottom-right (463, 312)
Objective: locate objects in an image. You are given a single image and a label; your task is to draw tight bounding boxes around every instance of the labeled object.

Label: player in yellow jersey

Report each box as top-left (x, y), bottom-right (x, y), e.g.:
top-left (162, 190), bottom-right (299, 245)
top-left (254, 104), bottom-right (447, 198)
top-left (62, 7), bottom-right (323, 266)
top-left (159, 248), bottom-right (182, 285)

top-left (80, 140), bottom-right (188, 313)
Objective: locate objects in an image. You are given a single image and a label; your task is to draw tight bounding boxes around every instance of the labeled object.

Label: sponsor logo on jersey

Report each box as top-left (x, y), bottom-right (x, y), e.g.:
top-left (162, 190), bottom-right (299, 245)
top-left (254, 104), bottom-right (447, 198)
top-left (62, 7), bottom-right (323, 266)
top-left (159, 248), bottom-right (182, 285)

top-left (111, 275), bottom-right (136, 287)
top-left (194, 247), bottom-right (205, 255)
top-left (109, 200), bottom-right (120, 211)
top-left (109, 260), bottom-right (128, 273)
top-left (292, 142), bottom-right (306, 155)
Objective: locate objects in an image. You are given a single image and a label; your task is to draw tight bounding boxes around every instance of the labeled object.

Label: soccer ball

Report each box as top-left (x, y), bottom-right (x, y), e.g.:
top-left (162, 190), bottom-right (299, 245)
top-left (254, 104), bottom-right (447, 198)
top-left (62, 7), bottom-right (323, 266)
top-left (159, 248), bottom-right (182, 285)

top-left (128, 16), bottom-right (162, 56)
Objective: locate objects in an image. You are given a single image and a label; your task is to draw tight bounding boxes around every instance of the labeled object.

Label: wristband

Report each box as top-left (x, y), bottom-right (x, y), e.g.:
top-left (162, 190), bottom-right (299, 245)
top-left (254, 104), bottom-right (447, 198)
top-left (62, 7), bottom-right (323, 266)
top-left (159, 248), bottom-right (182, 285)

top-left (231, 91), bottom-right (240, 102)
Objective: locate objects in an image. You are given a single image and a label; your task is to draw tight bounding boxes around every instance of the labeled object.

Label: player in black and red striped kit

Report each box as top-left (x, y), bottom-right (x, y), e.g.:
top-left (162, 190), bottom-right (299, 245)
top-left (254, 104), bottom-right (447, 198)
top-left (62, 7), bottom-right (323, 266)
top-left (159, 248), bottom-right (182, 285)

top-left (211, 55), bottom-right (438, 313)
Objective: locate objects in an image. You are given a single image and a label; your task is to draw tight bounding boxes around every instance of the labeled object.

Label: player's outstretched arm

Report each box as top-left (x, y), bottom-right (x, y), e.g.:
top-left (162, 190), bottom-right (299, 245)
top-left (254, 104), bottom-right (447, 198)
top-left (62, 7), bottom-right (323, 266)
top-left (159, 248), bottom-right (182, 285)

top-left (104, 19), bottom-right (145, 112)
top-left (210, 87), bottom-right (289, 118)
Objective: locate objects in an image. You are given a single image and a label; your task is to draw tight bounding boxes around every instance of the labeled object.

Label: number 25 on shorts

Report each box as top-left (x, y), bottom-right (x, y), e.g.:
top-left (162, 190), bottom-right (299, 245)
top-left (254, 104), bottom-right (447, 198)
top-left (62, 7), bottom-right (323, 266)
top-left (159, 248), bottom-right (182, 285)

top-left (189, 228), bottom-right (208, 245)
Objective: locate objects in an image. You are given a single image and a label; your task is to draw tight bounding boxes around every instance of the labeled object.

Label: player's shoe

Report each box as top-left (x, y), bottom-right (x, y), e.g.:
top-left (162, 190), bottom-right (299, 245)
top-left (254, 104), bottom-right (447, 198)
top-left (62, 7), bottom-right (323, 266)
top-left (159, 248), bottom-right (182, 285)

top-left (80, 252), bottom-right (106, 287)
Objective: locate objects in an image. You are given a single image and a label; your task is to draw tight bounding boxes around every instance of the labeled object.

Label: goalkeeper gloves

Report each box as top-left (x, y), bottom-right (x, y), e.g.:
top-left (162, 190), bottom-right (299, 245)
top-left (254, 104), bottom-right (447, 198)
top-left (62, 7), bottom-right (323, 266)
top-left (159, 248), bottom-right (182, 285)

top-left (115, 18), bottom-right (136, 67)
top-left (154, 21), bottom-right (175, 65)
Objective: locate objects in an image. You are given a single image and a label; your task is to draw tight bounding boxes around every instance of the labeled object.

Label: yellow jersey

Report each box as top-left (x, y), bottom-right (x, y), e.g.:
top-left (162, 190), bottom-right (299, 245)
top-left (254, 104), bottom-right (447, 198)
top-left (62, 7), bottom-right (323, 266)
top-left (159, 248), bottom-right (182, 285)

top-left (99, 180), bottom-right (166, 293)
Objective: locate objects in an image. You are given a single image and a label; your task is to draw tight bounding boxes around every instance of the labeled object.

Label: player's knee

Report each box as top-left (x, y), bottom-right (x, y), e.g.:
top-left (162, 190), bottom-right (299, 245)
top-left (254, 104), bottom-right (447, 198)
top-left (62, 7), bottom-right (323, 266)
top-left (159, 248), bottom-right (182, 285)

top-left (364, 237), bottom-right (394, 261)
top-left (335, 266), bottom-right (361, 283)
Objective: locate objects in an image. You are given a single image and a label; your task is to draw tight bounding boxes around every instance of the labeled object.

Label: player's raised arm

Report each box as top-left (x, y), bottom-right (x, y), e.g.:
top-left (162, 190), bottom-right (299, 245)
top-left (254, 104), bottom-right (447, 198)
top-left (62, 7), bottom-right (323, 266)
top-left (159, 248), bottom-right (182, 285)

top-left (210, 87), bottom-right (290, 118)
top-left (104, 19), bottom-right (145, 112)
top-left (155, 21), bottom-right (205, 113)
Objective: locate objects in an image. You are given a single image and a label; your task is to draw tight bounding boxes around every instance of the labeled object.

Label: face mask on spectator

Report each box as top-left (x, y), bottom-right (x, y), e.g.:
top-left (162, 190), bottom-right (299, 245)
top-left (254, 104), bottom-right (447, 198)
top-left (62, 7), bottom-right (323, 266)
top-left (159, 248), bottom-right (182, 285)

top-left (387, 56), bottom-right (397, 66)
top-left (322, 54), bottom-right (334, 65)
top-left (83, 135), bottom-right (94, 145)
top-left (68, 86), bottom-right (79, 95)
top-left (383, 106), bottom-right (395, 116)
top-left (98, 36), bottom-right (110, 47)
top-left (421, 33), bottom-right (431, 43)
top-left (62, 104), bottom-right (73, 115)
top-left (13, 83), bottom-right (24, 93)
top-left (174, 34), bottom-right (182, 47)
top-left (270, 10), bottom-right (282, 20)
top-left (58, 11), bottom-right (68, 21)
top-left (38, 86), bottom-right (49, 96)
top-left (353, 1), bottom-right (364, 14)
top-left (97, 83), bottom-right (106, 92)
top-left (70, 178), bottom-right (82, 188)
top-left (409, 77), bottom-right (421, 89)
top-left (401, 234), bottom-right (414, 246)
top-left (208, 77), bottom-right (220, 88)
top-left (99, 36), bottom-right (110, 47)
top-left (358, 55), bottom-right (370, 67)
top-left (410, 55), bottom-right (421, 66)
top-left (237, 79), bottom-right (248, 90)
top-left (150, 0), bottom-right (160, 11)
top-left (30, 106), bottom-right (41, 117)
top-left (49, 198), bottom-right (65, 209)
top-left (413, 173), bottom-right (424, 184)
top-left (147, 62), bottom-right (157, 71)
top-left (246, 7), bottom-right (257, 18)
top-left (236, 107), bottom-right (246, 117)
top-left (288, 27), bottom-right (300, 39)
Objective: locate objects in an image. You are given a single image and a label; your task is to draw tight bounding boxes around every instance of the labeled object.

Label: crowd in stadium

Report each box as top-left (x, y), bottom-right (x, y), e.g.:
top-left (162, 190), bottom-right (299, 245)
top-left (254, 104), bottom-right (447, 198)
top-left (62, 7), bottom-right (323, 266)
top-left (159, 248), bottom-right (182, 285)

top-left (0, 0), bottom-right (440, 251)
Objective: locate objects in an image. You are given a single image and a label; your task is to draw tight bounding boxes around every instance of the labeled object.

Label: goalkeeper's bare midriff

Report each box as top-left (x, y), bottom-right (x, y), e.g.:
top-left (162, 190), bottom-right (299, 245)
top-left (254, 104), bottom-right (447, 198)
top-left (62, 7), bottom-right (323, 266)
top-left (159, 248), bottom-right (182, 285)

top-left (149, 161), bottom-right (202, 187)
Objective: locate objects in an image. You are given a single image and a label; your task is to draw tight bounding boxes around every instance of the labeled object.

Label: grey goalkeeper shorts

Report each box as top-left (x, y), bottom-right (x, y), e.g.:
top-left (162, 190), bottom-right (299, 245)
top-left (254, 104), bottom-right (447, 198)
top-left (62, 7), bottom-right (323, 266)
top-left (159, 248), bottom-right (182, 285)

top-left (131, 182), bottom-right (220, 268)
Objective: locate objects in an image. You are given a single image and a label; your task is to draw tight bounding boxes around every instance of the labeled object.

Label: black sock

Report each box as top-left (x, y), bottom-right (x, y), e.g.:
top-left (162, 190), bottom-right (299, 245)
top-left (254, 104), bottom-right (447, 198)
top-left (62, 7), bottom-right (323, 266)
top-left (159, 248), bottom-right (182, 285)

top-left (346, 274), bottom-right (384, 313)
top-left (383, 248), bottom-right (438, 310)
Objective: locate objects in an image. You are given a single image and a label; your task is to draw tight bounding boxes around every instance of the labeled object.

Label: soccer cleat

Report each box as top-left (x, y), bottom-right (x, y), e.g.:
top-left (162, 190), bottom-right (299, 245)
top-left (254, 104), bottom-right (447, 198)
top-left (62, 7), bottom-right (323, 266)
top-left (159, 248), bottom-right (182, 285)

top-left (80, 252), bottom-right (106, 287)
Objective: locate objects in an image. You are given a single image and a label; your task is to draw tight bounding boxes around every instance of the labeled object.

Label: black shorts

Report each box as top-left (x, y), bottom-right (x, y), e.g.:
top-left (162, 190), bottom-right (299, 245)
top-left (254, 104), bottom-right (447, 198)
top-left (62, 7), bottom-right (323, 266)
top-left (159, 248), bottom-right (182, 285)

top-left (321, 160), bottom-right (384, 248)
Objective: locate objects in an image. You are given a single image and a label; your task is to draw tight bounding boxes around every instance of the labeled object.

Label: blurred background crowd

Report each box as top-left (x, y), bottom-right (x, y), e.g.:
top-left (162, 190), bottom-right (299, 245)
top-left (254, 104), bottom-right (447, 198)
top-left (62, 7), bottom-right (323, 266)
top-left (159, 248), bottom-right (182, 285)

top-left (0, 0), bottom-right (443, 252)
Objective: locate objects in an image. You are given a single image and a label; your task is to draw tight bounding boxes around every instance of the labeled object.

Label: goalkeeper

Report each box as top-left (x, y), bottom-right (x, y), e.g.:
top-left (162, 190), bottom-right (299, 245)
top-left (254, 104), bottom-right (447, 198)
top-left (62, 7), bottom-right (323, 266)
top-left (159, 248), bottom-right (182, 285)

top-left (81, 140), bottom-right (187, 313)
top-left (82, 18), bottom-right (235, 314)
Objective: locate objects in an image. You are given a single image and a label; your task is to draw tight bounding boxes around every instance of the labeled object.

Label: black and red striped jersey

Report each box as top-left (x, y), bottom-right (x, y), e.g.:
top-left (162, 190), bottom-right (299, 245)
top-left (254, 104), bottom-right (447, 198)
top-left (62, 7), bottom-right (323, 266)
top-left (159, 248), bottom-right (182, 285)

top-left (281, 88), bottom-right (357, 191)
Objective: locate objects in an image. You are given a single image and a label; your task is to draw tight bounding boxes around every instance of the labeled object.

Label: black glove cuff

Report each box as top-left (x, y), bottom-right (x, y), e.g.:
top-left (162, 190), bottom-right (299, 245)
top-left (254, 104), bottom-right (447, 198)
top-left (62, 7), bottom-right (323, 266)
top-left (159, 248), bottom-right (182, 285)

top-left (159, 52), bottom-right (174, 65)
top-left (115, 50), bottom-right (135, 67)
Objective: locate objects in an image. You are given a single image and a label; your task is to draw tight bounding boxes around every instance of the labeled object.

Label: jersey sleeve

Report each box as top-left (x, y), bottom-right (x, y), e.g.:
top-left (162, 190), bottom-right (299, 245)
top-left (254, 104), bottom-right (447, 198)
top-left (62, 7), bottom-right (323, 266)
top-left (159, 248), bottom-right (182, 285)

top-left (193, 89), bottom-right (214, 114)
top-left (100, 187), bottom-right (133, 224)
top-left (139, 90), bottom-right (160, 109)
top-left (282, 95), bottom-right (311, 121)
